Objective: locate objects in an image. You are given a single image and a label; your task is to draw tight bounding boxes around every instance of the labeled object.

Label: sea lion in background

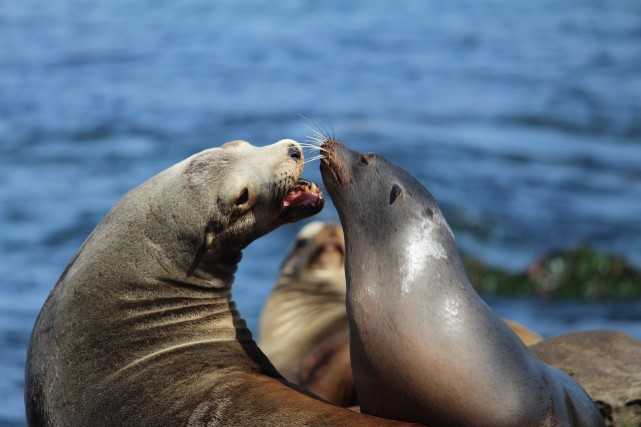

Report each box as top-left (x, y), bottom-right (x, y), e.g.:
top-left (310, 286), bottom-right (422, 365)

top-left (259, 221), bottom-right (349, 383)
top-left (297, 328), bottom-right (355, 406)
top-left (503, 318), bottom-right (543, 346)
top-left (25, 139), bottom-right (414, 427)
top-left (320, 138), bottom-right (604, 426)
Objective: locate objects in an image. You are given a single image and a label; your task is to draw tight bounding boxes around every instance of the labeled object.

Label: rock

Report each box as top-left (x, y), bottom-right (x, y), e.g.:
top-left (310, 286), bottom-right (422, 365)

top-left (530, 329), bottom-right (641, 427)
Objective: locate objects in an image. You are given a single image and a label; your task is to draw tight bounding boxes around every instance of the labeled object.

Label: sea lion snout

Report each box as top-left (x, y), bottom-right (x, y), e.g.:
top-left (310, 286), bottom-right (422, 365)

top-left (260, 139), bottom-right (324, 222)
top-left (273, 138), bottom-right (303, 163)
top-left (288, 143), bottom-right (302, 160)
top-left (320, 138), bottom-right (350, 192)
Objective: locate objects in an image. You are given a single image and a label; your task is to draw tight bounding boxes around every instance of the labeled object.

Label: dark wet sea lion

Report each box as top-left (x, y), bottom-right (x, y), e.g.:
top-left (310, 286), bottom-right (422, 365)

top-left (319, 138), bottom-right (603, 426)
top-left (263, 221), bottom-right (542, 406)
top-left (296, 318), bottom-right (541, 407)
top-left (25, 139), bottom-right (414, 426)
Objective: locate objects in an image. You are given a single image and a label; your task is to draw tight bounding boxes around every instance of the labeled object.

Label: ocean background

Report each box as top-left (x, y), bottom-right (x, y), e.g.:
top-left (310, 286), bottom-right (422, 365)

top-left (1, 1), bottom-right (640, 425)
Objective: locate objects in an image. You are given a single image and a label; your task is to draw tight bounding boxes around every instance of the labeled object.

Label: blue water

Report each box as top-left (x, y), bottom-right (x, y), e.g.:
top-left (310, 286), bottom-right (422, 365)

top-left (2, 1), bottom-right (641, 425)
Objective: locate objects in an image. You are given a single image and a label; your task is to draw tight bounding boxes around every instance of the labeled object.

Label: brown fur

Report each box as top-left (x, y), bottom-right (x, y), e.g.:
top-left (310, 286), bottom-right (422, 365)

top-left (259, 221), bottom-right (348, 382)
top-left (25, 140), bottom-right (414, 426)
top-left (262, 221), bottom-right (542, 407)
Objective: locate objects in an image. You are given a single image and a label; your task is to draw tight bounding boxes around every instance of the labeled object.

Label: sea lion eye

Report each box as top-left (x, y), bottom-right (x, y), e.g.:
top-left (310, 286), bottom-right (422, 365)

top-left (389, 184), bottom-right (403, 204)
top-left (236, 188), bottom-right (249, 205)
top-left (294, 239), bottom-right (308, 250)
top-left (359, 154), bottom-right (370, 166)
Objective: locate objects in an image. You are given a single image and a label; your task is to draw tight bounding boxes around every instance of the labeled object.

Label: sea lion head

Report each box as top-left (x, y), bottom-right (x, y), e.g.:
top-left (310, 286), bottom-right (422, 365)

top-left (279, 221), bottom-right (345, 282)
top-left (319, 138), bottom-right (457, 295)
top-left (191, 139), bottom-right (323, 242)
top-left (130, 139), bottom-right (324, 280)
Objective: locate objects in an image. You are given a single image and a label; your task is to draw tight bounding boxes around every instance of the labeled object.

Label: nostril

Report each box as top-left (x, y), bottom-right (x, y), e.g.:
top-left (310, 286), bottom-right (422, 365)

top-left (289, 145), bottom-right (302, 160)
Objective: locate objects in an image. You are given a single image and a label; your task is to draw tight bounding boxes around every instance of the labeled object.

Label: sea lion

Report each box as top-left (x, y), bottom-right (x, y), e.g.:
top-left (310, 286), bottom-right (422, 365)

top-left (259, 221), bottom-right (348, 383)
top-left (25, 139), bottom-right (413, 426)
top-left (319, 138), bottom-right (604, 426)
top-left (297, 328), bottom-right (355, 406)
top-left (503, 318), bottom-right (543, 346)
top-left (297, 319), bottom-right (542, 407)
top-left (263, 221), bottom-right (542, 406)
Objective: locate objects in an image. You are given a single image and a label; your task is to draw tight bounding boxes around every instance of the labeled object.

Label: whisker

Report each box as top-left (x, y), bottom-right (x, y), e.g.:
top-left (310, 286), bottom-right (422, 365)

top-left (304, 154), bottom-right (326, 164)
top-left (299, 113), bottom-right (336, 146)
top-left (304, 129), bottom-right (325, 144)
top-left (322, 122), bottom-right (335, 141)
top-left (304, 135), bottom-right (331, 150)
top-left (300, 143), bottom-right (328, 153)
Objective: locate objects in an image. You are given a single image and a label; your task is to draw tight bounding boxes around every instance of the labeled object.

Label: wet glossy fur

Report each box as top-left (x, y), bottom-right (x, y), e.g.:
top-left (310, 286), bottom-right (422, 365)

top-left (320, 139), bottom-right (603, 427)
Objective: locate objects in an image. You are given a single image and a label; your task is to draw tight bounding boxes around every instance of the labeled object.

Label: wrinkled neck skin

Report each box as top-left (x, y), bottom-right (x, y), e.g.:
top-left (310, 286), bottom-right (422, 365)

top-left (259, 221), bottom-right (348, 381)
top-left (259, 268), bottom-right (348, 381)
top-left (53, 170), bottom-right (259, 360)
top-left (268, 270), bottom-right (347, 335)
top-left (34, 154), bottom-right (283, 392)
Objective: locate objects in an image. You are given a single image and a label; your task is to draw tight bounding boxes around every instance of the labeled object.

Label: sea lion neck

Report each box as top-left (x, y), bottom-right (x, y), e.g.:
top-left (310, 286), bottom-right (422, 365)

top-left (75, 220), bottom-right (254, 337)
top-left (184, 243), bottom-right (243, 289)
top-left (63, 193), bottom-right (255, 350)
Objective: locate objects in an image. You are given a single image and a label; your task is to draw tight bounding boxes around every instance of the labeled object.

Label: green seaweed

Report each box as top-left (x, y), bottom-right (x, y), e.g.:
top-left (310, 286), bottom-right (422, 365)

top-left (464, 245), bottom-right (641, 300)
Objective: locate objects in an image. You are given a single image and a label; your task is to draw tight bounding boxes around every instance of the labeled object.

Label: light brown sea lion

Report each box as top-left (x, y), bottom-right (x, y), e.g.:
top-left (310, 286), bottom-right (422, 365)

top-left (25, 139), bottom-right (414, 427)
top-left (297, 328), bottom-right (355, 406)
top-left (319, 137), bottom-right (604, 426)
top-left (503, 318), bottom-right (543, 346)
top-left (259, 221), bottom-right (348, 382)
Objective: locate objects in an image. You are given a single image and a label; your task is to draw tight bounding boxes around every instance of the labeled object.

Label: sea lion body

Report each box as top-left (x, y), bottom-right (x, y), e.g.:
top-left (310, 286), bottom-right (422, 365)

top-left (320, 139), bottom-right (603, 426)
top-left (297, 328), bottom-right (355, 406)
top-left (259, 221), bottom-right (348, 382)
top-left (263, 221), bottom-right (541, 406)
top-left (25, 140), bottom-right (411, 426)
top-left (503, 318), bottom-right (543, 346)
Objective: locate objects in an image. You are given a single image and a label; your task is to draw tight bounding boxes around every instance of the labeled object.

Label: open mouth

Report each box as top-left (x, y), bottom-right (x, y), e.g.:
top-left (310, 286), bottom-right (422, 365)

top-left (280, 179), bottom-right (325, 221)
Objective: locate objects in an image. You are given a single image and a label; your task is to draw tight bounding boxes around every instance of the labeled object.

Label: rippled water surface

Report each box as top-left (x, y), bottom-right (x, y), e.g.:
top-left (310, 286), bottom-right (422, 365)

top-left (1, 1), bottom-right (640, 425)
